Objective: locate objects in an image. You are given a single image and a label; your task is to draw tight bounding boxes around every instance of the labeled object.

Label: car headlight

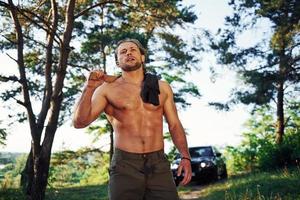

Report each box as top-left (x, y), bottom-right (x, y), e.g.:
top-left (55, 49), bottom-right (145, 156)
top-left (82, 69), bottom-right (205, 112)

top-left (200, 162), bottom-right (206, 168)
top-left (199, 161), bottom-right (213, 169)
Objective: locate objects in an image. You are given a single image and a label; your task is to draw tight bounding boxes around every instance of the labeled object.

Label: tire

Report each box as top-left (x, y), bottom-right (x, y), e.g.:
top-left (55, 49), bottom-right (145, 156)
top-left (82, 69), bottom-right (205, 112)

top-left (220, 167), bottom-right (228, 179)
top-left (212, 168), bottom-right (219, 182)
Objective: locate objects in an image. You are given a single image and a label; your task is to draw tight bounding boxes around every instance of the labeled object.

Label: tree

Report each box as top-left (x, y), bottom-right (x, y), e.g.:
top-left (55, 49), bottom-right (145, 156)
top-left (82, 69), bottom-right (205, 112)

top-left (209, 0), bottom-right (300, 144)
top-left (0, 0), bottom-right (200, 199)
top-left (226, 102), bottom-right (300, 172)
top-left (0, 0), bottom-right (79, 199)
top-left (0, 122), bottom-right (7, 146)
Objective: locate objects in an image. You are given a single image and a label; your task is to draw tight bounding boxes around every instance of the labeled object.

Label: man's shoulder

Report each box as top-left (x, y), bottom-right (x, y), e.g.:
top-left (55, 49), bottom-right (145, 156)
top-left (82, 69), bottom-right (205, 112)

top-left (94, 80), bottom-right (119, 96)
top-left (158, 80), bottom-right (173, 95)
top-left (100, 76), bottom-right (122, 89)
top-left (158, 80), bottom-right (169, 87)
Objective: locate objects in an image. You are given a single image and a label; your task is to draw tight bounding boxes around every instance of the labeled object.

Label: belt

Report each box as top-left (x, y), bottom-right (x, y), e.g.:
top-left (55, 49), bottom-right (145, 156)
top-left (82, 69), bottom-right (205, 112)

top-left (113, 148), bottom-right (165, 160)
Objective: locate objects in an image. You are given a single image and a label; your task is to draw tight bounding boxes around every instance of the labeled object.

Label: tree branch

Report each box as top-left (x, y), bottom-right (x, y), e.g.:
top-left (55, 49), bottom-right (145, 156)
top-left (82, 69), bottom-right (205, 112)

top-left (288, 41), bottom-right (300, 52)
top-left (37, 0), bottom-right (58, 129)
top-left (74, 0), bottom-right (124, 19)
top-left (42, 0), bottom-right (77, 156)
top-left (23, 34), bottom-right (47, 48)
top-left (290, 55), bottom-right (300, 66)
top-left (33, 0), bottom-right (48, 12)
top-left (52, 60), bottom-right (90, 72)
top-left (0, 75), bottom-right (19, 82)
top-left (8, 0), bottom-right (37, 138)
top-left (5, 53), bottom-right (18, 63)
top-left (74, 0), bottom-right (171, 22)
top-left (246, 64), bottom-right (275, 72)
top-left (0, 1), bottom-right (9, 8)
top-left (17, 7), bottom-right (62, 45)
top-left (1, 0), bottom-right (61, 49)
top-left (68, 63), bottom-right (90, 71)
top-left (1, 34), bottom-right (16, 44)
top-left (284, 116), bottom-right (291, 127)
top-left (16, 99), bottom-right (26, 107)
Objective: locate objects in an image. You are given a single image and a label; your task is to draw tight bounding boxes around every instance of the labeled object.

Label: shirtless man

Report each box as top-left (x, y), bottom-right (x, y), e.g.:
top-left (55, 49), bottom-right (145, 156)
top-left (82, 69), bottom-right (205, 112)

top-left (73, 38), bottom-right (192, 200)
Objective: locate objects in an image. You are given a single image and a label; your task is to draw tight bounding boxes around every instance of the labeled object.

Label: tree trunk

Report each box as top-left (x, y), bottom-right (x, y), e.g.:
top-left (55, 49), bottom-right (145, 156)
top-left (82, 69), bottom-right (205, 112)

top-left (275, 78), bottom-right (285, 144)
top-left (21, 150), bottom-right (33, 196)
top-left (275, 47), bottom-right (286, 144)
top-left (20, 122), bottom-right (58, 200)
top-left (20, 0), bottom-right (75, 199)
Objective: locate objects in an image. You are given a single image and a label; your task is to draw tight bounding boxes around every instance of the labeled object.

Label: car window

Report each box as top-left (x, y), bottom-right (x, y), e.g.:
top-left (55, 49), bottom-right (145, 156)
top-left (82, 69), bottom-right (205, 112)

top-left (190, 147), bottom-right (213, 157)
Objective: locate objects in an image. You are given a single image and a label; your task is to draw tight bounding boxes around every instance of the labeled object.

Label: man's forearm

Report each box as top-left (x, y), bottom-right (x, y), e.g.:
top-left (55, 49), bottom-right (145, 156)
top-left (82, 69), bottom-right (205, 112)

top-left (73, 85), bottom-right (96, 128)
top-left (173, 136), bottom-right (190, 159)
top-left (170, 124), bottom-right (191, 158)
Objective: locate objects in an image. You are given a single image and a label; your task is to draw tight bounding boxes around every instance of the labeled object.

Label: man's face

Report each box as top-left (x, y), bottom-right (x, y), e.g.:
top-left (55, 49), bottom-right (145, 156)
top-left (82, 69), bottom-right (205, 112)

top-left (116, 42), bottom-right (145, 72)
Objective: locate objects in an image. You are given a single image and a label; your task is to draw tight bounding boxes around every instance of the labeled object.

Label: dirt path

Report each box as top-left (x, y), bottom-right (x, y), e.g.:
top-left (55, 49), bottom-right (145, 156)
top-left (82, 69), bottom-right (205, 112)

top-left (178, 182), bottom-right (205, 200)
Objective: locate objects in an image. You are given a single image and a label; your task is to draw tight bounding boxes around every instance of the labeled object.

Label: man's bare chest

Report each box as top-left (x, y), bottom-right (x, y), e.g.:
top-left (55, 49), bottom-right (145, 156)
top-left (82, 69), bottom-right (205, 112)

top-left (106, 85), bottom-right (163, 111)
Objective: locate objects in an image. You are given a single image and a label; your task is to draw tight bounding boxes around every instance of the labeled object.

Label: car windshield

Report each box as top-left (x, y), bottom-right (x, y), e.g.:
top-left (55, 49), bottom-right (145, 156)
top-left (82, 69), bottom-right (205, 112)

top-left (190, 147), bottom-right (213, 157)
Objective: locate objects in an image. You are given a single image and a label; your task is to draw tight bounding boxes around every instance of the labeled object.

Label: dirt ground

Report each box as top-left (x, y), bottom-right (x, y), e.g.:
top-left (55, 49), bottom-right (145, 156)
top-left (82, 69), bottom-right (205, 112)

top-left (178, 182), bottom-right (205, 200)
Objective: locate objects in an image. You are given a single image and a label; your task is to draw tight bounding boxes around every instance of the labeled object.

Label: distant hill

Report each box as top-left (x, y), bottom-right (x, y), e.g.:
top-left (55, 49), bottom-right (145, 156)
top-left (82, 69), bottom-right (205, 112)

top-left (0, 152), bottom-right (26, 165)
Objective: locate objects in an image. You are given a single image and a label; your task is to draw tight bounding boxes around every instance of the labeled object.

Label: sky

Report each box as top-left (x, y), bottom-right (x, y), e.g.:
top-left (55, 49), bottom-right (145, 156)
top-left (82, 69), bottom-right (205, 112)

top-left (0, 0), bottom-right (252, 153)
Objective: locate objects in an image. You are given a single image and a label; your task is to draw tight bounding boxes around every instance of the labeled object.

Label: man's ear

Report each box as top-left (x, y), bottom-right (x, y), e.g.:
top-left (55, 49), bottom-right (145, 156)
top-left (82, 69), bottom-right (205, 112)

top-left (141, 55), bottom-right (145, 64)
top-left (116, 61), bottom-right (119, 66)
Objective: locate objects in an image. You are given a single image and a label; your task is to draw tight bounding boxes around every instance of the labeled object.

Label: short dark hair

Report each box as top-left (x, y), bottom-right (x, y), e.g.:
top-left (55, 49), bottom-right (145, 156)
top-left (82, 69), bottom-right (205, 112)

top-left (114, 38), bottom-right (147, 62)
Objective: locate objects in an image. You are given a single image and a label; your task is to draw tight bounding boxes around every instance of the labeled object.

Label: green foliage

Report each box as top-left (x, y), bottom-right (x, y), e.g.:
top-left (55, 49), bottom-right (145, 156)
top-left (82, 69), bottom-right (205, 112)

top-left (0, 149), bottom-right (109, 198)
top-left (2, 167), bottom-right (300, 200)
top-left (158, 32), bottom-right (195, 69)
top-left (0, 188), bottom-right (25, 200)
top-left (0, 153), bottom-right (26, 189)
top-left (86, 114), bottom-right (113, 142)
top-left (79, 151), bottom-right (109, 186)
top-left (236, 71), bottom-right (277, 105)
top-left (225, 102), bottom-right (300, 173)
top-left (48, 148), bottom-right (109, 187)
top-left (208, 0), bottom-right (300, 136)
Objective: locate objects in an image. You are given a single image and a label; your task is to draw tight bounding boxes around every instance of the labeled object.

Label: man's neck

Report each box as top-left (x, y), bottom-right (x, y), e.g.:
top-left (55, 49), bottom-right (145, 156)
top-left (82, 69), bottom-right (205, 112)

top-left (121, 68), bottom-right (144, 85)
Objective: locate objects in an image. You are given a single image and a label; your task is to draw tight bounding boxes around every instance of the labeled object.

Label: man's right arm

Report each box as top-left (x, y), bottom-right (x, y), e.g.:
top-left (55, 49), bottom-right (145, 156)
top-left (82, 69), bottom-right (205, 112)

top-left (73, 70), bottom-right (109, 128)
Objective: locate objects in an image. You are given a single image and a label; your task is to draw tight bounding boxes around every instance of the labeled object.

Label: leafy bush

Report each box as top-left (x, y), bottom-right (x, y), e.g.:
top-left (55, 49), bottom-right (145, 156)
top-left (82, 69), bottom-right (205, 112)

top-left (79, 153), bottom-right (109, 185)
top-left (226, 103), bottom-right (300, 173)
top-left (0, 153), bottom-right (27, 189)
top-left (48, 148), bottom-right (109, 187)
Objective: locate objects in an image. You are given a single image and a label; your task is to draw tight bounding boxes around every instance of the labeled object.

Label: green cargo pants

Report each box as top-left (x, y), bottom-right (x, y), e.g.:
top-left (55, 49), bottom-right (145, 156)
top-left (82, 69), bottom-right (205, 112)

top-left (108, 148), bottom-right (180, 200)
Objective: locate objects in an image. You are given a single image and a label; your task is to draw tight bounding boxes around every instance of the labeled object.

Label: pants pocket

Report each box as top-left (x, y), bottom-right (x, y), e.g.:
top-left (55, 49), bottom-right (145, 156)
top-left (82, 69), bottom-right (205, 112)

top-left (109, 157), bottom-right (124, 175)
top-left (153, 158), bottom-right (171, 173)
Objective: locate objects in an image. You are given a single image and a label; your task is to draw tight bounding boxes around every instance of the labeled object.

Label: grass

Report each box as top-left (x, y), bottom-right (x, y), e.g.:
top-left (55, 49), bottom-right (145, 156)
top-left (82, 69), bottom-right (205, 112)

top-left (0, 188), bottom-right (24, 200)
top-left (193, 167), bottom-right (300, 200)
top-left (46, 184), bottom-right (108, 200)
top-left (0, 184), bottom-right (109, 200)
top-left (1, 167), bottom-right (300, 200)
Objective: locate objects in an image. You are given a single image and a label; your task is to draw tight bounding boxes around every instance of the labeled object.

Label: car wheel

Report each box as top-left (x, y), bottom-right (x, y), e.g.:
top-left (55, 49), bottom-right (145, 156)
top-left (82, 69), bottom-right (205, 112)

top-left (220, 168), bottom-right (228, 179)
top-left (212, 168), bottom-right (219, 181)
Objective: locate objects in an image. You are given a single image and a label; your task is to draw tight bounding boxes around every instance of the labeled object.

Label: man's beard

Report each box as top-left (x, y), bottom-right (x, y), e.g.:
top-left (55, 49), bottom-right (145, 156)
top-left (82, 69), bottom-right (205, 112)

top-left (120, 61), bottom-right (143, 72)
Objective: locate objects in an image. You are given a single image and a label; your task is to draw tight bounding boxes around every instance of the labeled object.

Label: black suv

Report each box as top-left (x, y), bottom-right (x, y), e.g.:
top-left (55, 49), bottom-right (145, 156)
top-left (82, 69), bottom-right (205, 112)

top-left (171, 146), bottom-right (227, 183)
